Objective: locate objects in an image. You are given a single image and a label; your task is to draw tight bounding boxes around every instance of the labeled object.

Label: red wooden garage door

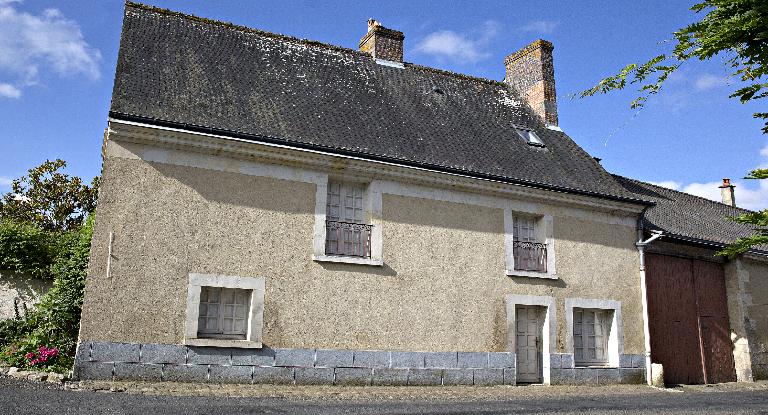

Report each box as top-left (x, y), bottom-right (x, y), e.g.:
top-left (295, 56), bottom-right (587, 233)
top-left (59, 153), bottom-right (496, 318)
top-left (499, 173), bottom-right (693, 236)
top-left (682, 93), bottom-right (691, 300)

top-left (646, 253), bottom-right (736, 384)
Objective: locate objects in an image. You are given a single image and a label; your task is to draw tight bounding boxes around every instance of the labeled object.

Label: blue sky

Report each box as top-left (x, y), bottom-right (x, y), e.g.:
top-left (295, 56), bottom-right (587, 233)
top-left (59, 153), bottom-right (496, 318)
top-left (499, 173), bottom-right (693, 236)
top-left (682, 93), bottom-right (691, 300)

top-left (0, 0), bottom-right (765, 209)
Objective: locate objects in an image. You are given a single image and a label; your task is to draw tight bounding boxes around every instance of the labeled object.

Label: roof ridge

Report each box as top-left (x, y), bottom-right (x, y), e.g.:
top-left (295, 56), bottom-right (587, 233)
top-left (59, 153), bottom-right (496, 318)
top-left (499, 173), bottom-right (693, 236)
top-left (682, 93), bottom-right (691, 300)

top-left (124, 1), bottom-right (366, 57)
top-left (407, 63), bottom-right (506, 87)
top-left (612, 174), bottom-right (754, 214)
top-left (124, 2), bottom-right (507, 88)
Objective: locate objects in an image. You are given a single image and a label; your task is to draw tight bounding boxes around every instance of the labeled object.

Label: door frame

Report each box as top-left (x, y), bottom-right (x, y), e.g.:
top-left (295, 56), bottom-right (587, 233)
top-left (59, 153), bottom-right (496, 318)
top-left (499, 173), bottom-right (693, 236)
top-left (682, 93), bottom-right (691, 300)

top-left (505, 294), bottom-right (556, 385)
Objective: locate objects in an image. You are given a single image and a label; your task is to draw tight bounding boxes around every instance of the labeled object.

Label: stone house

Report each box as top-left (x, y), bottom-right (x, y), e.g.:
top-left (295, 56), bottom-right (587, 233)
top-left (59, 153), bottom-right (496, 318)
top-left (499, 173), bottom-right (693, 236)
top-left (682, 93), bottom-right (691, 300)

top-left (73, 2), bottom-right (765, 386)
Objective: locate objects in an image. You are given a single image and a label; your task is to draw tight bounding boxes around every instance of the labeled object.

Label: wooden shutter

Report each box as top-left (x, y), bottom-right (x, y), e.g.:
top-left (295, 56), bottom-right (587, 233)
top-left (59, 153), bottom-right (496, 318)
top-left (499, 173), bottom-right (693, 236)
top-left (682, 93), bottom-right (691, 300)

top-left (197, 287), bottom-right (251, 339)
top-left (574, 308), bottom-right (611, 366)
top-left (513, 216), bottom-right (536, 242)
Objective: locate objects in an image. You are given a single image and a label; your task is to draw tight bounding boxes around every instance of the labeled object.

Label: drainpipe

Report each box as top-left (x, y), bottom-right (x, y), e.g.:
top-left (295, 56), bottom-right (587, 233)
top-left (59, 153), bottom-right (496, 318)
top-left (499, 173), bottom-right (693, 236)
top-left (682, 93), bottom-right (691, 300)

top-left (636, 212), bottom-right (662, 386)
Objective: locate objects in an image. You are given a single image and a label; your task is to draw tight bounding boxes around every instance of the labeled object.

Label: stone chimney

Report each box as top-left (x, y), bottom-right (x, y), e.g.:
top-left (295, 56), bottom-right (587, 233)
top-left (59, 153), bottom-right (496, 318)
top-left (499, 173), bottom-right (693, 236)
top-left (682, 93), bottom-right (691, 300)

top-left (359, 19), bottom-right (404, 64)
top-left (504, 39), bottom-right (558, 127)
top-left (719, 178), bottom-right (736, 207)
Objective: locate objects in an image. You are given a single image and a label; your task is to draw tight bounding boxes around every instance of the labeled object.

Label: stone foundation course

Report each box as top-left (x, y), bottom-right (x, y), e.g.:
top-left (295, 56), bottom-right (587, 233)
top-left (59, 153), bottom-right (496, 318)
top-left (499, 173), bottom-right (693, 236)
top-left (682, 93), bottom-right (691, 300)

top-left (73, 342), bottom-right (646, 386)
top-left (74, 342), bottom-right (517, 386)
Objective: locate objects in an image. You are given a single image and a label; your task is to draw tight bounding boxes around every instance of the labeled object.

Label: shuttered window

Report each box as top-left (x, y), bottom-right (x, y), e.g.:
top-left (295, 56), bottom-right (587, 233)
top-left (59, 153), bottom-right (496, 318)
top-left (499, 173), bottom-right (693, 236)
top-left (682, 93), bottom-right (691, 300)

top-left (513, 216), bottom-right (537, 242)
top-left (573, 308), bottom-right (612, 366)
top-left (327, 181), bottom-right (365, 223)
top-left (198, 287), bottom-right (251, 339)
top-left (325, 181), bottom-right (371, 258)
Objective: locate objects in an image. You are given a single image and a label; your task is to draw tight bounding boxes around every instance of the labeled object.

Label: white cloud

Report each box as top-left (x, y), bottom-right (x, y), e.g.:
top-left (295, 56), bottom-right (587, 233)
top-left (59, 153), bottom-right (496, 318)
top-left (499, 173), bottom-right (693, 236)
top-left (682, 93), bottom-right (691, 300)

top-left (413, 21), bottom-right (499, 63)
top-left (694, 73), bottom-right (729, 91)
top-left (681, 180), bottom-right (768, 211)
top-left (0, 1), bottom-right (100, 97)
top-left (0, 82), bottom-right (20, 98)
top-left (646, 180), bottom-right (681, 191)
top-left (520, 20), bottom-right (559, 34)
top-left (647, 142), bottom-right (768, 211)
top-left (0, 176), bottom-right (13, 187)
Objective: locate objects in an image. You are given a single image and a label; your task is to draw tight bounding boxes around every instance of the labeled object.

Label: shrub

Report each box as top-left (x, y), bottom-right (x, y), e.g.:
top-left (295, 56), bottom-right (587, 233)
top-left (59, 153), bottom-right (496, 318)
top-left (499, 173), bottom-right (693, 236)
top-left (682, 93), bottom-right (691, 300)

top-left (0, 220), bottom-right (64, 279)
top-left (0, 215), bottom-right (93, 372)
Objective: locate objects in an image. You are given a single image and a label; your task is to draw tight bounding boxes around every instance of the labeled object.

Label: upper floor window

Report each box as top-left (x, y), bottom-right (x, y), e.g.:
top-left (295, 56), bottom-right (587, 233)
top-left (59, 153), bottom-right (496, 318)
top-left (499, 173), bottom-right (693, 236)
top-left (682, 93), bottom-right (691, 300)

top-left (573, 308), bottom-right (613, 366)
top-left (513, 216), bottom-right (547, 272)
top-left (325, 181), bottom-right (372, 258)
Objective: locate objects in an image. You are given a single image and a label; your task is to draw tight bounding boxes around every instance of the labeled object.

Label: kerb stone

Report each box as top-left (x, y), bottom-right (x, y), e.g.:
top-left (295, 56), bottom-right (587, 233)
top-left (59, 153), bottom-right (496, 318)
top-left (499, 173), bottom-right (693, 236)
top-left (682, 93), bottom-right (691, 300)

top-left (163, 364), bottom-right (208, 383)
top-left (442, 369), bottom-right (473, 386)
top-left (91, 342), bottom-right (139, 363)
top-left (209, 365), bottom-right (253, 384)
top-left (407, 369), bottom-right (443, 386)
top-left (253, 366), bottom-right (295, 385)
top-left (473, 368), bottom-right (503, 386)
top-left (295, 367), bottom-right (335, 385)
top-left (274, 348), bottom-right (315, 367)
top-left (352, 350), bottom-right (390, 368)
top-left (372, 368), bottom-right (409, 386)
top-left (315, 349), bottom-right (354, 368)
top-left (457, 352), bottom-right (488, 368)
top-left (140, 344), bottom-right (187, 364)
top-left (334, 368), bottom-right (372, 386)
top-left (424, 352), bottom-right (457, 369)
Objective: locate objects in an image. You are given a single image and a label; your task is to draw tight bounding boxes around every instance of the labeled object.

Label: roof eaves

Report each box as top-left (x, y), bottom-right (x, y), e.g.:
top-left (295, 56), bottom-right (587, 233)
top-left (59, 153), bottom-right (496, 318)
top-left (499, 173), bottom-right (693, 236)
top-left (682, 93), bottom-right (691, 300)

top-left (110, 111), bottom-right (656, 207)
top-left (657, 231), bottom-right (768, 257)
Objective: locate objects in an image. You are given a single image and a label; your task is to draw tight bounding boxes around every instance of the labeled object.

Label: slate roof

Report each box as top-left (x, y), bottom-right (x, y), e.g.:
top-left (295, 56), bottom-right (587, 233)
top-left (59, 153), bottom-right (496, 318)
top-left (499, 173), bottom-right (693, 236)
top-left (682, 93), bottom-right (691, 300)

top-left (613, 175), bottom-right (765, 253)
top-left (109, 3), bottom-right (651, 205)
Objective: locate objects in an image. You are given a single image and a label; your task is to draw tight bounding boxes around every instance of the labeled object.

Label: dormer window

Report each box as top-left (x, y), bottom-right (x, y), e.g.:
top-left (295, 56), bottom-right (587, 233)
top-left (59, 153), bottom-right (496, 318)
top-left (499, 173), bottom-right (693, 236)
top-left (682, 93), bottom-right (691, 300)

top-left (515, 128), bottom-right (545, 147)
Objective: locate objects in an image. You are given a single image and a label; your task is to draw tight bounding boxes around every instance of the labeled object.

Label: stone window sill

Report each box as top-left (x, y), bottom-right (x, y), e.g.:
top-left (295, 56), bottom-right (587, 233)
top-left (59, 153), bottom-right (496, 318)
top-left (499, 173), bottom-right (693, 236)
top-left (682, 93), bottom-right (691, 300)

top-left (313, 254), bottom-right (383, 266)
top-left (506, 270), bottom-right (558, 280)
top-left (184, 338), bottom-right (262, 349)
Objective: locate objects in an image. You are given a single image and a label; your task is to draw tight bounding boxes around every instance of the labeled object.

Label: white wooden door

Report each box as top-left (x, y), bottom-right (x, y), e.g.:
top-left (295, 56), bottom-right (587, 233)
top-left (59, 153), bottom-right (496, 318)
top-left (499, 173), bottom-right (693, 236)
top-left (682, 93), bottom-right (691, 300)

top-left (516, 305), bottom-right (543, 383)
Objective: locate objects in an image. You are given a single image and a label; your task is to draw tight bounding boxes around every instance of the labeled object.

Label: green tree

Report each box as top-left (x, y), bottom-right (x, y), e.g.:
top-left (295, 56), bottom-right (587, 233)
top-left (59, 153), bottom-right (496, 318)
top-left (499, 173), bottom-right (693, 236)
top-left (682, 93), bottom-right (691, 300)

top-left (0, 159), bottom-right (99, 232)
top-left (578, 0), bottom-right (768, 256)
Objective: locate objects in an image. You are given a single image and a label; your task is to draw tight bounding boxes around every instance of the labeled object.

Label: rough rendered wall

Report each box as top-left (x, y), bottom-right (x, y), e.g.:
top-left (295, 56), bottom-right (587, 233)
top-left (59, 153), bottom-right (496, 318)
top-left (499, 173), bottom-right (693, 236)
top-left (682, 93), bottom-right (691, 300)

top-left (79, 155), bottom-right (643, 354)
top-left (743, 259), bottom-right (768, 379)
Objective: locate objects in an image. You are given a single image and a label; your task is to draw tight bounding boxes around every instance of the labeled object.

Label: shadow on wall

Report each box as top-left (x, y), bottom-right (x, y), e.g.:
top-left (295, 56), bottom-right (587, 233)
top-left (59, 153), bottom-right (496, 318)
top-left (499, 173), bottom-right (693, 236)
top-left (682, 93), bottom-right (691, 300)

top-left (146, 161), bottom-right (316, 216)
top-left (317, 261), bottom-right (398, 277)
top-left (511, 276), bottom-right (567, 289)
top-left (0, 271), bottom-right (52, 320)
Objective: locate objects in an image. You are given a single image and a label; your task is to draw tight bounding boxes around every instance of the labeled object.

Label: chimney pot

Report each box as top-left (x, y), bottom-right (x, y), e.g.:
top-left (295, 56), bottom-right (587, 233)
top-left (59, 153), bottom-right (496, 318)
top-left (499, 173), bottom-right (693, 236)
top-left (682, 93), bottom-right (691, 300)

top-left (504, 39), bottom-right (558, 127)
top-left (359, 19), bottom-right (404, 64)
top-left (718, 178), bottom-right (736, 207)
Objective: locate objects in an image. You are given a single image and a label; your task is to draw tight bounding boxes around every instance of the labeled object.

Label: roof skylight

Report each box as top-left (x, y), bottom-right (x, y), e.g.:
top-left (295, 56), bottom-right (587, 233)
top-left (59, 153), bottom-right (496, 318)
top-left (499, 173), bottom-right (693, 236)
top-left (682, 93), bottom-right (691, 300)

top-left (515, 128), bottom-right (545, 147)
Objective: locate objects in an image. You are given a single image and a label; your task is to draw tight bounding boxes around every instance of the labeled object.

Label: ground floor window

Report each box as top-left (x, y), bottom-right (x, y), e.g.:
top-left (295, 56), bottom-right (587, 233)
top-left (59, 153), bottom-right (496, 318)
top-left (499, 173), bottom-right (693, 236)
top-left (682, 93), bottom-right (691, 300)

top-left (197, 287), bottom-right (251, 340)
top-left (184, 273), bottom-right (265, 348)
top-left (573, 308), bottom-right (613, 366)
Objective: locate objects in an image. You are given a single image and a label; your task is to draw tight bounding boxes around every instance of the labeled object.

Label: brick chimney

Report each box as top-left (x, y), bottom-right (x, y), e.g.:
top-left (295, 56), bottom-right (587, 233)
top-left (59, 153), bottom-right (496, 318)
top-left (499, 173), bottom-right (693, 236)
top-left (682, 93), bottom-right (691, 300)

top-left (719, 178), bottom-right (736, 207)
top-left (359, 19), bottom-right (404, 64)
top-left (504, 39), bottom-right (558, 127)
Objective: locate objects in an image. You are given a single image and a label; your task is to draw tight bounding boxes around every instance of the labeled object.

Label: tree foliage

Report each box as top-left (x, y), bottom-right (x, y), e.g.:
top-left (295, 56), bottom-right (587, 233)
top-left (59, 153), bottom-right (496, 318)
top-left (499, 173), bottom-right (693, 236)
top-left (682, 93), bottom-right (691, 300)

top-left (0, 220), bottom-right (64, 279)
top-left (579, 0), bottom-right (768, 132)
top-left (0, 159), bottom-right (98, 232)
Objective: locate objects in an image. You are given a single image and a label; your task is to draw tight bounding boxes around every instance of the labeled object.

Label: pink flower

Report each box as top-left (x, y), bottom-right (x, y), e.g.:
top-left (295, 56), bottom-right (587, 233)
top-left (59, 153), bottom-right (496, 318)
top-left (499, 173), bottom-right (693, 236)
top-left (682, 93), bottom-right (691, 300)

top-left (24, 352), bottom-right (35, 360)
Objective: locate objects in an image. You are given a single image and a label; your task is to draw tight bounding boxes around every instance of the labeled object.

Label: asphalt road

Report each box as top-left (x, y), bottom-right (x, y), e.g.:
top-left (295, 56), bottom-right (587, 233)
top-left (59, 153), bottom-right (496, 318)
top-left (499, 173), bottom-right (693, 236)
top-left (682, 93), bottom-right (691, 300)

top-left (2, 377), bottom-right (768, 415)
